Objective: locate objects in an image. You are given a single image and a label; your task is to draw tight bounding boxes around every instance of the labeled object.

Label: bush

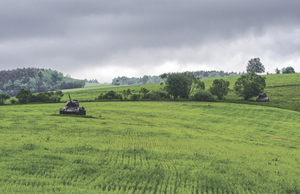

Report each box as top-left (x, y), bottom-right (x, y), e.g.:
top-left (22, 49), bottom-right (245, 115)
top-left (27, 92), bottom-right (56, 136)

top-left (149, 91), bottom-right (169, 100)
top-left (122, 89), bottom-right (132, 100)
top-left (153, 91), bottom-right (169, 98)
top-left (102, 90), bottom-right (120, 99)
top-left (139, 87), bottom-right (150, 99)
top-left (209, 79), bottom-right (230, 100)
top-left (30, 90), bottom-right (64, 103)
top-left (97, 91), bottom-right (122, 100)
top-left (118, 94), bottom-right (123, 100)
top-left (10, 98), bottom-right (17, 104)
top-left (97, 93), bottom-right (104, 100)
top-left (149, 93), bottom-right (159, 100)
top-left (0, 93), bottom-right (10, 104)
top-left (131, 94), bottom-right (141, 101)
top-left (192, 91), bottom-right (216, 102)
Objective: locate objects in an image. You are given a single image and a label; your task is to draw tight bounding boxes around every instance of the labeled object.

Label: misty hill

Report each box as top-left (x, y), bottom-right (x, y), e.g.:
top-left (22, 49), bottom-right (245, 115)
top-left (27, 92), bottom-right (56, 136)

top-left (0, 68), bottom-right (85, 96)
top-left (111, 70), bottom-right (242, 85)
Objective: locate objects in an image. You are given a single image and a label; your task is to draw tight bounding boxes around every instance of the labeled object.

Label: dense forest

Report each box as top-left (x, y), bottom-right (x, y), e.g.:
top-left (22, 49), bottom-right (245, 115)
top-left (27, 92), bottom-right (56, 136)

top-left (112, 70), bottom-right (242, 85)
top-left (0, 68), bottom-right (85, 96)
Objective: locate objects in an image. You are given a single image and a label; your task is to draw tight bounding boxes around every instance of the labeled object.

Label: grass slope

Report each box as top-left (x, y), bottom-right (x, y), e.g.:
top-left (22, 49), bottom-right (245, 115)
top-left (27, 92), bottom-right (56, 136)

top-left (61, 83), bottom-right (118, 93)
top-left (62, 73), bottom-right (300, 112)
top-left (0, 102), bottom-right (300, 193)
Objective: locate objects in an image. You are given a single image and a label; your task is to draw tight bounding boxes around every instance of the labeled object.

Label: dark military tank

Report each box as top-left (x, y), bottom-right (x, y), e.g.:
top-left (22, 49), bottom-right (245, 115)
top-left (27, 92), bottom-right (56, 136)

top-left (60, 94), bottom-right (86, 115)
top-left (256, 93), bottom-right (269, 102)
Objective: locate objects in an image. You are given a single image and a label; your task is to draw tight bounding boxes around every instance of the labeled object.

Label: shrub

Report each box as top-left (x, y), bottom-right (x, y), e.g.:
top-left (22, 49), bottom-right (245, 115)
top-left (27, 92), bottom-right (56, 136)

top-left (131, 94), bottom-right (141, 101)
top-left (10, 98), bottom-right (17, 104)
top-left (118, 94), bottom-right (123, 100)
top-left (122, 89), bottom-right (132, 100)
top-left (149, 93), bottom-right (159, 100)
top-left (97, 91), bottom-right (123, 100)
top-left (30, 90), bottom-right (63, 103)
top-left (153, 91), bottom-right (169, 98)
top-left (192, 91), bottom-right (216, 102)
top-left (149, 91), bottom-right (169, 100)
top-left (51, 90), bottom-right (64, 103)
top-left (0, 93), bottom-right (10, 104)
top-left (102, 90), bottom-right (120, 99)
top-left (98, 93), bottom-right (104, 100)
top-left (139, 87), bottom-right (150, 99)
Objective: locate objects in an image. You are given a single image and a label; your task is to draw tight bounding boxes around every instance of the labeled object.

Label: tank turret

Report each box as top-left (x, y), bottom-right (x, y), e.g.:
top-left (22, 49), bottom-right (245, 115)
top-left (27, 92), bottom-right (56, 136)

top-left (60, 94), bottom-right (86, 115)
top-left (256, 93), bottom-right (269, 102)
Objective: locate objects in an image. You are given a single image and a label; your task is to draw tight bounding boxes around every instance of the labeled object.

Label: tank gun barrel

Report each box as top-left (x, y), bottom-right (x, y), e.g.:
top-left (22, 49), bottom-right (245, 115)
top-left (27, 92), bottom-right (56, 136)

top-left (68, 94), bottom-right (72, 102)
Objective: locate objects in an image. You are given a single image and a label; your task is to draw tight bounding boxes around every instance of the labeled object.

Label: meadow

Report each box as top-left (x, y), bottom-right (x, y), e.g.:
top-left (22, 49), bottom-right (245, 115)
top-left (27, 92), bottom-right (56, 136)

top-left (61, 83), bottom-right (116, 93)
top-left (61, 74), bottom-right (300, 112)
top-left (1, 73), bottom-right (300, 193)
top-left (1, 101), bottom-right (300, 193)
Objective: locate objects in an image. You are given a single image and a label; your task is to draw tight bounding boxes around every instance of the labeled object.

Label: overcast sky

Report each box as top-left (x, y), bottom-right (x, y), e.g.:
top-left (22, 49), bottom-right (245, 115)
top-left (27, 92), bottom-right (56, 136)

top-left (1, 0), bottom-right (299, 82)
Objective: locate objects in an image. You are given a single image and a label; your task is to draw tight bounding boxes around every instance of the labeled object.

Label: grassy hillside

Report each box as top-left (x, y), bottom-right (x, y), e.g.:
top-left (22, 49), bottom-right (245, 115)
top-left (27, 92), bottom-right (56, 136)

top-left (1, 73), bottom-right (300, 193)
top-left (1, 102), bottom-right (300, 193)
top-left (61, 83), bottom-right (116, 93)
top-left (61, 73), bottom-right (300, 112)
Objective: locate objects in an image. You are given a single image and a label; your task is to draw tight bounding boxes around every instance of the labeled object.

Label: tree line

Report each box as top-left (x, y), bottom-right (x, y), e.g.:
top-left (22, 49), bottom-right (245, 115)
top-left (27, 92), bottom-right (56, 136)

top-left (111, 71), bottom-right (242, 85)
top-left (0, 88), bottom-right (64, 105)
top-left (1, 58), bottom-right (296, 105)
top-left (84, 79), bottom-right (99, 83)
top-left (97, 70), bottom-right (266, 102)
top-left (112, 57), bottom-right (297, 86)
top-left (103, 58), bottom-right (290, 102)
top-left (0, 68), bottom-right (85, 96)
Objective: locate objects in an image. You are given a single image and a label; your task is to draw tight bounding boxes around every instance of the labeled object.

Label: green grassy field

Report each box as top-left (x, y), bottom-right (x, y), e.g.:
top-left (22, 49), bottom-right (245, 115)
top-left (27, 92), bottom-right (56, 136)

top-left (61, 83), bottom-right (118, 93)
top-left (1, 101), bottom-right (300, 193)
top-left (1, 73), bottom-right (300, 193)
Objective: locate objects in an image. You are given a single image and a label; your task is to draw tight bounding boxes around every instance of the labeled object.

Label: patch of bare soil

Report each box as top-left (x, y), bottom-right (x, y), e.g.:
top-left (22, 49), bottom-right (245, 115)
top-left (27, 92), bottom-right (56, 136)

top-left (266, 137), bottom-right (297, 142)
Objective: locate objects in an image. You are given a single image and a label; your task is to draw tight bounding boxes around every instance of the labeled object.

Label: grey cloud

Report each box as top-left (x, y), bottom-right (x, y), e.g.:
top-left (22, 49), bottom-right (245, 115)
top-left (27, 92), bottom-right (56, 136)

top-left (0, 0), bottom-right (299, 81)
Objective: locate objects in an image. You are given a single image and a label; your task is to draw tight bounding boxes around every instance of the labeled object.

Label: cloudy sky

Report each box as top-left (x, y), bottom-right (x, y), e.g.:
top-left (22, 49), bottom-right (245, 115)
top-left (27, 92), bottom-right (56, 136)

top-left (1, 0), bottom-right (299, 82)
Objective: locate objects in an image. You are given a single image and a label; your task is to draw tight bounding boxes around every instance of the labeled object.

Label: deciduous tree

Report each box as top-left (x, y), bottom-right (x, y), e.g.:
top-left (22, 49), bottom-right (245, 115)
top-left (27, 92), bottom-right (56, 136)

top-left (139, 87), bottom-right (149, 99)
top-left (282, 66), bottom-right (295, 74)
top-left (234, 71), bottom-right (266, 100)
top-left (246, 58), bottom-right (265, 73)
top-left (16, 88), bottom-right (32, 104)
top-left (161, 73), bottom-right (205, 99)
top-left (209, 79), bottom-right (230, 99)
